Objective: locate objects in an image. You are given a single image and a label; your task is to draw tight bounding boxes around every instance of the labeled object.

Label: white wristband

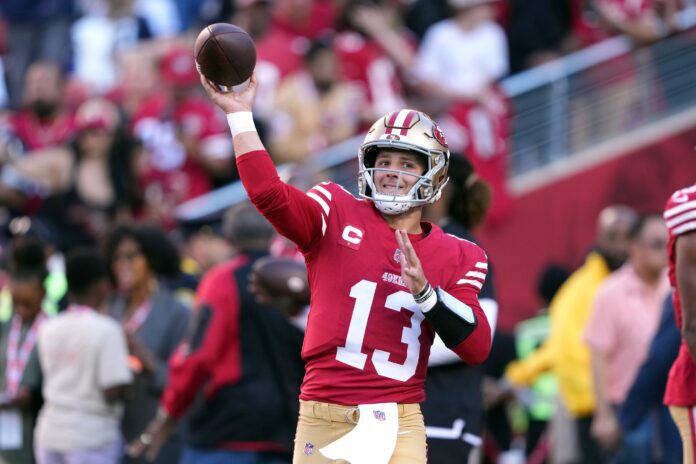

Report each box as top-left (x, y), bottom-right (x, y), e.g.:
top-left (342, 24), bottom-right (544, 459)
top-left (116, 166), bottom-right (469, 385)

top-left (419, 290), bottom-right (438, 313)
top-left (226, 112), bottom-right (256, 137)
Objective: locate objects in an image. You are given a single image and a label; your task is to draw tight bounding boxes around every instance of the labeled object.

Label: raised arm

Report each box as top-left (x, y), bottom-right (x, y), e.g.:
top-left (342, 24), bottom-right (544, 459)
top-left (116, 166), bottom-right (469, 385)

top-left (198, 74), bottom-right (324, 251)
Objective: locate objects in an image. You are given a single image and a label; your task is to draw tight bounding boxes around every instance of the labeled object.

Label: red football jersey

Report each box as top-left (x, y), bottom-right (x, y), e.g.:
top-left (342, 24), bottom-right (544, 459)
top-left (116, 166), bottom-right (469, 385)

top-left (438, 88), bottom-right (512, 226)
top-left (334, 32), bottom-right (406, 119)
top-left (664, 183), bottom-right (696, 406)
top-left (11, 110), bottom-right (75, 151)
top-left (130, 95), bottom-right (228, 204)
top-left (237, 150), bottom-right (491, 405)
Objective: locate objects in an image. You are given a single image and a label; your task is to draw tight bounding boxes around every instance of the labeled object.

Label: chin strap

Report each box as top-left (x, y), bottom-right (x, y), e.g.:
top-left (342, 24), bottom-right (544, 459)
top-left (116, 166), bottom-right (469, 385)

top-left (374, 200), bottom-right (414, 215)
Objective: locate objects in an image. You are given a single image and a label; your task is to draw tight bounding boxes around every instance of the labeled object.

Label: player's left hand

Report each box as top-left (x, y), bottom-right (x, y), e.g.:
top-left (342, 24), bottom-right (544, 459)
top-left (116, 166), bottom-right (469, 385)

top-left (395, 229), bottom-right (427, 295)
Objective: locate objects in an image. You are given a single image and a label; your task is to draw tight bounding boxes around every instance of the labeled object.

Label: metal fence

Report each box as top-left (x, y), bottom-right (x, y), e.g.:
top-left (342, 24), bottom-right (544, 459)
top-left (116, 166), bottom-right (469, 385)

top-left (176, 22), bottom-right (696, 222)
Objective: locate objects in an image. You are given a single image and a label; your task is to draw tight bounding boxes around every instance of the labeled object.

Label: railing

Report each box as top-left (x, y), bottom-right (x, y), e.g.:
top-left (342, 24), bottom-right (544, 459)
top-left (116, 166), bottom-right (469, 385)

top-left (176, 18), bottom-right (696, 222)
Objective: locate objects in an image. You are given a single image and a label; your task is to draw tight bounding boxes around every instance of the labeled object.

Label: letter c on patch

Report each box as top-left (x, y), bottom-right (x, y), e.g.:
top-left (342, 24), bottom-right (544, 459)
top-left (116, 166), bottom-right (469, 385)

top-left (342, 226), bottom-right (363, 245)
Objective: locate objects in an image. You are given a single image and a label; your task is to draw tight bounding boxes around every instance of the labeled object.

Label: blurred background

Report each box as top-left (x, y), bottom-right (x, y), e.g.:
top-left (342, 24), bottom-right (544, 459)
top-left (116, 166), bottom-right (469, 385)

top-left (0, 0), bottom-right (695, 462)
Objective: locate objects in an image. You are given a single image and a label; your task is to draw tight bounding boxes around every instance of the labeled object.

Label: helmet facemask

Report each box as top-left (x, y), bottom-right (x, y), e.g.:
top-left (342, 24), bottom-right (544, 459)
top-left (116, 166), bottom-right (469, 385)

top-left (358, 110), bottom-right (450, 215)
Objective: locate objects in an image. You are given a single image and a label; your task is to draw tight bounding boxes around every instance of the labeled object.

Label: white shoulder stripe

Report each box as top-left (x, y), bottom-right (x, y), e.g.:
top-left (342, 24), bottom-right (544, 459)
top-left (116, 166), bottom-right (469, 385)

top-left (457, 278), bottom-right (483, 289)
top-left (666, 210), bottom-right (696, 228)
top-left (307, 192), bottom-right (330, 216)
top-left (312, 184), bottom-right (332, 201)
top-left (673, 220), bottom-right (696, 236)
top-left (475, 262), bottom-right (488, 270)
top-left (665, 200), bottom-right (696, 219)
top-left (465, 271), bottom-right (487, 280)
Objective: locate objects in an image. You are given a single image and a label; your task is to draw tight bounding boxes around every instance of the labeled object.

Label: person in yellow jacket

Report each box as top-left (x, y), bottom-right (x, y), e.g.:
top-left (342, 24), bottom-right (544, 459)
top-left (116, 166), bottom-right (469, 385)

top-left (505, 205), bottom-right (637, 464)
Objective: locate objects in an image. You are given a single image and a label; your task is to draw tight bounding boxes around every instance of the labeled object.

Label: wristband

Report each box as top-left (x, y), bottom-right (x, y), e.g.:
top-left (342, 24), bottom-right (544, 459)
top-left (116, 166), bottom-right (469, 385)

top-left (414, 283), bottom-right (437, 312)
top-left (226, 112), bottom-right (256, 137)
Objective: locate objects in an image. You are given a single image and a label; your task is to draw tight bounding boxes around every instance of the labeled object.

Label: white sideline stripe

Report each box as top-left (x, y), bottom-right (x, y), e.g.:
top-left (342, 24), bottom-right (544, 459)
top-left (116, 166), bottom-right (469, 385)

top-left (312, 185), bottom-right (332, 201)
top-left (457, 279), bottom-right (483, 289)
top-left (665, 201), bottom-right (696, 219)
top-left (666, 209), bottom-right (696, 228)
top-left (673, 221), bottom-right (696, 236)
top-left (465, 271), bottom-right (487, 280)
top-left (474, 262), bottom-right (488, 270)
top-left (307, 192), bottom-right (330, 216)
top-left (510, 106), bottom-right (696, 195)
top-left (321, 215), bottom-right (327, 236)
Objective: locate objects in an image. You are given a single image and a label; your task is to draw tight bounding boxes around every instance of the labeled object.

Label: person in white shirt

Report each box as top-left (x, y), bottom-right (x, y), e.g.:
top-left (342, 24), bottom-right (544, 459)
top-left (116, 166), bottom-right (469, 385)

top-left (34, 248), bottom-right (133, 464)
top-left (413, 0), bottom-right (508, 105)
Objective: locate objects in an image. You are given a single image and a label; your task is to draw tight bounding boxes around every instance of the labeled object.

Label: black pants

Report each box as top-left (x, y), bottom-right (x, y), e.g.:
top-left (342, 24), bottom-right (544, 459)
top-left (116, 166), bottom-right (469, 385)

top-left (576, 415), bottom-right (605, 464)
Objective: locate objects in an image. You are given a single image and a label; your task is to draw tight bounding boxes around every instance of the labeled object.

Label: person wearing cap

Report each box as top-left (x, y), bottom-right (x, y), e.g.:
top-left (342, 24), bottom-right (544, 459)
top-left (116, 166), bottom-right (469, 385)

top-left (129, 46), bottom-right (233, 227)
top-left (0, 98), bottom-right (140, 252)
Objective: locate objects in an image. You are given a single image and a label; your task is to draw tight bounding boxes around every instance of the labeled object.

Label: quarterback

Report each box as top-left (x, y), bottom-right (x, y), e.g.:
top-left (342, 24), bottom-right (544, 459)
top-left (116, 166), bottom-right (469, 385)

top-left (200, 73), bottom-right (492, 463)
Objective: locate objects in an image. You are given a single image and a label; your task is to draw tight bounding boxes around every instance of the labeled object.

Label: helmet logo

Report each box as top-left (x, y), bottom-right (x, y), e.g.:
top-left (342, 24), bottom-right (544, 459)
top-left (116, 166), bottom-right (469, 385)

top-left (385, 134), bottom-right (400, 140)
top-left (433, 124), bottom-right (448, 148)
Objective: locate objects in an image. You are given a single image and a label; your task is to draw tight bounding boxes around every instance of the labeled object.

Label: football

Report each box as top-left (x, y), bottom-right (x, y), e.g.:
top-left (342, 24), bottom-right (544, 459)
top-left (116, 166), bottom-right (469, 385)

top-left (193, 23), bottom-right (256, 88)
top-left (250, 257), bottom-right (310, 316)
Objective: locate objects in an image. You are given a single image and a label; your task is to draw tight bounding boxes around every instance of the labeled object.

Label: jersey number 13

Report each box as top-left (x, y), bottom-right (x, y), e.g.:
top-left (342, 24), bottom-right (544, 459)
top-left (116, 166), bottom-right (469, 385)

top-left (336, 279), bottom-right (424, 382)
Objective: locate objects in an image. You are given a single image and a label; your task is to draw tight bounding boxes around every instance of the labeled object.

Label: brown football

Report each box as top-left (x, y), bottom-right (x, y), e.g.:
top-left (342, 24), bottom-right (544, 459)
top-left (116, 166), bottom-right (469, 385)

top-left (193, 23), bottom-right (256, 88)
top-left (250, 257), bottom-right (310, 315)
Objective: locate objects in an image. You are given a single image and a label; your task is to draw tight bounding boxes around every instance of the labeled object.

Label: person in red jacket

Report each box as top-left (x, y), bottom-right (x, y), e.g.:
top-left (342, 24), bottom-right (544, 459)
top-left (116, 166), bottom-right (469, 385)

top-left (196, 73), bottom-right (492, 463)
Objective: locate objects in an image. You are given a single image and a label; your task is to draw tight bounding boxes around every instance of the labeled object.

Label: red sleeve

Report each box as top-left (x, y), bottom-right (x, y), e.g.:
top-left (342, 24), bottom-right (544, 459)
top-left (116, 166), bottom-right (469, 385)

top-left (236, 150), bottom-right (324, 252)
top-left (445, 245), bottom-right (492, 365)
top-left (161, 263), bottom-right (241, 419)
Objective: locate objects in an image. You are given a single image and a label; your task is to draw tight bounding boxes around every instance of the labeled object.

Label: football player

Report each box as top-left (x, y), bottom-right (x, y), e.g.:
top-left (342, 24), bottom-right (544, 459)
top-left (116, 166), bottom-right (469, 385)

top-left (663, 184), bottom-right (696, 464)
top-left (200, 73), bottom-right (492, 463)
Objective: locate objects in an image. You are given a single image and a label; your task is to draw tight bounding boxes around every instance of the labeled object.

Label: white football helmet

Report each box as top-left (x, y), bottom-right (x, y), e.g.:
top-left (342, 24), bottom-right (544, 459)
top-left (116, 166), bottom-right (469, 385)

top-left (358, 109), bottom-right (450, 215)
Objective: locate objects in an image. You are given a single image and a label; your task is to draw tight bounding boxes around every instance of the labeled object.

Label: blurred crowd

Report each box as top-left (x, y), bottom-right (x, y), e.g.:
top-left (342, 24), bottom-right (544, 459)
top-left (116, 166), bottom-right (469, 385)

top-left (0, 0), bottom-right (694, 463)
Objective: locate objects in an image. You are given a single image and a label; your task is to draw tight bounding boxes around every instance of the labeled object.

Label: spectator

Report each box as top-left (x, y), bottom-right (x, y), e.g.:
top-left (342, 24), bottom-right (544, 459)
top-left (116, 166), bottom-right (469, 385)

top-left (412, 0), bottom-right (512, 225)
top-left (130, 46), bottom-right (232, 227)
top-left (269, 40), bottom-right (363, 164)
top-left (0, 0), bottom-right (73, 109)
top-left (513, 264), bottom-right (571, 460)
top-left (231, 0), bottom-right (305, 129)
top-left (0, 61), bottom-right (76, 213)
top-left (619, 294), bottom-right (682, 464)
top-left (0, 236), bottom-right (48, 464)
top-left (0, 98), bottom-right (140, 252)
top-left (129, 202), bottom-right (304, 464)
top-left (333, 0), bottom-right (408, 124)
top-left (178, 218), bottom-right (233, 279)
top-left (0, 217), bottom-right (67, 322)
top-left (505, 205), bottom-right (638, 463)
top-left (662, 183), bottom-right (696, 462)
top-left (594, 0), bottom-right (681, 45)
top-left (421, 154), bottom-right (498, 463)
top-left (506, 0), bottom-right (575, 73)
top-left (9, 61), bottom-right (75, 152)
top-left (270, 0), bottom-right (336, 40)
top-left (70, 0), bottom-right (153, 94)
top-left (584, 213), bottom-right (670, 461)
top-left (412, 0), bottom-right (508, 111)
top-left (104, 224), bottom-right (190, 464)
top-left (34, 248), bottom-right (132, 464)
